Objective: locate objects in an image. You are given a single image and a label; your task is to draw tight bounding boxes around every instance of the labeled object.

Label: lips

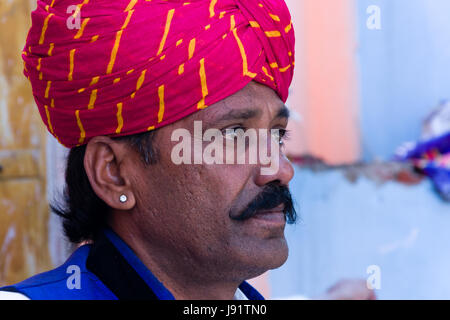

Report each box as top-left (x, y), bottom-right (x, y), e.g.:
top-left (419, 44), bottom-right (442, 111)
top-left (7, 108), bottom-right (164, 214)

top-left (255, 204), bottom-right (285, 215)
top-left (252, 211), bottom-right (285, 222)
top-left (251, 205), bottom-right (286, 223)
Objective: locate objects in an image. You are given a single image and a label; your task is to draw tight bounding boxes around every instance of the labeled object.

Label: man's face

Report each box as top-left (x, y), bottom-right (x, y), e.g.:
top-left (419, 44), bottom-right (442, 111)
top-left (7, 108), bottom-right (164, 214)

top-left (128, 81), bottom-right (295, 282)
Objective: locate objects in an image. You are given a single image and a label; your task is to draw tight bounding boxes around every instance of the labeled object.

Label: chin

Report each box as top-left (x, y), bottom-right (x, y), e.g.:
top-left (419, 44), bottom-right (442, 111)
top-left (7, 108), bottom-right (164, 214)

top-left (238, 236), bottom-right (289, 278)
top-left (261, 237), bottom-right (289, 269)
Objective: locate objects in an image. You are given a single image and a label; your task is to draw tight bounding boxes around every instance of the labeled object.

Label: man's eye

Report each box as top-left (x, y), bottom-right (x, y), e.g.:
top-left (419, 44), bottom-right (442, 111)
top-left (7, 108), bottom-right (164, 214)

top-left (222, 127), bottom-right (246, 140)
top-left (272, 129), bottom-right (291, 145)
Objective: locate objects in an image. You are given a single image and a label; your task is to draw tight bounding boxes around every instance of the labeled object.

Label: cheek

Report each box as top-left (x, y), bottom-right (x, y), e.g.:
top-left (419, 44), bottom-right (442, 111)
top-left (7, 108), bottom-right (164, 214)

top-left (160, 142), bottom-right (251, 212)
top-left (138, 135), bottom-right (254, 238)
top-left (164, 164), bottom-right (249, 243)
top-left (200, 164), bottom-right (253, 209)
top-left (179, 165), bottom-right (235, 216)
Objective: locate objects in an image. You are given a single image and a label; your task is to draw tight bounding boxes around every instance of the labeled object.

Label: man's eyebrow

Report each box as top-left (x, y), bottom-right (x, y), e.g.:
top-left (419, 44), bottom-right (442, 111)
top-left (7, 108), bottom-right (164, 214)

top-left (216, 108), bottom-right (262, 122)
top-left (276, 105), bottom-right (290, 119)
top-left (214, 105), bottom-right (290, 123)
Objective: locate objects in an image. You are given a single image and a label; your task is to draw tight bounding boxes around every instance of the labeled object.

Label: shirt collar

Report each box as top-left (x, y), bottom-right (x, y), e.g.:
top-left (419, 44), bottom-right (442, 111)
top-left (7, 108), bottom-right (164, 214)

top-left (90, 227), bottom-right (262, 300)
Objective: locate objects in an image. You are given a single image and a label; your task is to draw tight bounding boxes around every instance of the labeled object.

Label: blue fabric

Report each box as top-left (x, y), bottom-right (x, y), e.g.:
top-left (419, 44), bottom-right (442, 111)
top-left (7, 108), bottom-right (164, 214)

top-left (0, 228), bottom-right (264, 300)
top-left (239, 281), bottom-right (265, 300)
top-left (0, 245), bottom-right (117, 300)
top-left (103, 228), bottom-right (175, 300)
top-left (395, 132), bottom-right (450, 201)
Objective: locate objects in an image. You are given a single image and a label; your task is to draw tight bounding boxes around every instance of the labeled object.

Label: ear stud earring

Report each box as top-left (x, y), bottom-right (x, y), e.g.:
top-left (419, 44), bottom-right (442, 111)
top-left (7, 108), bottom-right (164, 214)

top-left (119, 194), bottom-right (128, 203)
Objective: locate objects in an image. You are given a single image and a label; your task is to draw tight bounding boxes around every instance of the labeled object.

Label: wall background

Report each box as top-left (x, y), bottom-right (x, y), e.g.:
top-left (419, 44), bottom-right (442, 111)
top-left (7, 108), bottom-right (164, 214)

top-left (357, 0), bottom-right (450, 161)
top-left (270, 167), bottom-right (450, 299)
top-left (0, 0), bottom-right (53, 285)
top-left (266, 0), bottom-right (450, 299)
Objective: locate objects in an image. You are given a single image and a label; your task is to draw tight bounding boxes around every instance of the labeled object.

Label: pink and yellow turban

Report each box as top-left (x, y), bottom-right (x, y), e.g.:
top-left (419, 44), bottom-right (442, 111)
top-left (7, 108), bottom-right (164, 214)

top-left (23, 0), bottom-right (295, 148)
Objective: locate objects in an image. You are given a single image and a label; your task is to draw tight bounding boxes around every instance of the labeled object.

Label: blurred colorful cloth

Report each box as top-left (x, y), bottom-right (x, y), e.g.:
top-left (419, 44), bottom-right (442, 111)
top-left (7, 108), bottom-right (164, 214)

top-left (395, 132), bottom-right (450, 201)
top-left (23, 0), bottom-right (295, 148)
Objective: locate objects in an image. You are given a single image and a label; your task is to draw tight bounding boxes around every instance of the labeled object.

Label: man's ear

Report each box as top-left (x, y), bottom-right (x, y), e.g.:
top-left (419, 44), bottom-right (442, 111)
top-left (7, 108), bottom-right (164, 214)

top-left (83, 136), bottom-right (136, 210)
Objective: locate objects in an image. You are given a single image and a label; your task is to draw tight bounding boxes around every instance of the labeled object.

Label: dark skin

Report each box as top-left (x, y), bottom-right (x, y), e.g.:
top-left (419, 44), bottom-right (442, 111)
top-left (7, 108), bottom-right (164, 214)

top-left (83, 81), bottom-right (295, 300)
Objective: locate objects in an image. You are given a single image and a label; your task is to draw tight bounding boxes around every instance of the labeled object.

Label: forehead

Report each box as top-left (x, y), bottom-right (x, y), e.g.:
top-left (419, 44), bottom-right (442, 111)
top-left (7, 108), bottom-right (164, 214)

top-left (191, 81), bottom-right (285, 122)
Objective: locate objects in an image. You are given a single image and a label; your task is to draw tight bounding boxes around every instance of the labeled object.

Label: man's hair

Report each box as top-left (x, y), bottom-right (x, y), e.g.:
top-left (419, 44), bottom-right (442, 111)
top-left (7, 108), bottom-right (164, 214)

top-left (51, 131), bottom-right (158, 243)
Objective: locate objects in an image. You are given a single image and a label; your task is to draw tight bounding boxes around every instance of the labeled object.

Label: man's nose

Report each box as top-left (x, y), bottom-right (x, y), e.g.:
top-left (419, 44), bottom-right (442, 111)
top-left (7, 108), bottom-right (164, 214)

top-left (254, 151), bottom-right (295, 187)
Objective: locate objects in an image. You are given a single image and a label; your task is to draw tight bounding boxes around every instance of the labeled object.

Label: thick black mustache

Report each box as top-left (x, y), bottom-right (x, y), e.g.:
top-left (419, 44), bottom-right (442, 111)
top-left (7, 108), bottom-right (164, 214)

top-left (230, 182), bottom-right (297, 224)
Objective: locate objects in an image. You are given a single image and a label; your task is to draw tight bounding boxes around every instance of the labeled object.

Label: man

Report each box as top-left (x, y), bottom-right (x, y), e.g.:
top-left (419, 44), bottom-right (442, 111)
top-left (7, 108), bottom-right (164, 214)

top-left (0, 0), bottom-right (297, 299)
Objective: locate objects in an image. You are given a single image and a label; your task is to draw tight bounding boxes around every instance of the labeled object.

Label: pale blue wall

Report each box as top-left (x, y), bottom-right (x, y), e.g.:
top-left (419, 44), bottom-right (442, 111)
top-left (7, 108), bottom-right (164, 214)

top-left (357, 0), bottom-right (450, 160)
top-left (268, 0), bottom-right (450, 299)
top-left (270, 166), bottom-right (450, 299)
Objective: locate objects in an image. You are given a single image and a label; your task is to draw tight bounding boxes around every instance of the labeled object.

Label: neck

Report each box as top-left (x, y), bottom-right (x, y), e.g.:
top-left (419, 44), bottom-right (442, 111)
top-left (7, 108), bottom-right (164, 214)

top-left (110, 223), bottom-right (242, 300)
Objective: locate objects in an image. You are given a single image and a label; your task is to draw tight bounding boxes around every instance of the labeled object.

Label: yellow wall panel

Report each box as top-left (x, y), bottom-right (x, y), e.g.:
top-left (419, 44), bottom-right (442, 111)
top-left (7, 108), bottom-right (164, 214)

top-left (0, 0), bottom-right (52, 286)
top-left (0, 180), bottom-right (51, 285)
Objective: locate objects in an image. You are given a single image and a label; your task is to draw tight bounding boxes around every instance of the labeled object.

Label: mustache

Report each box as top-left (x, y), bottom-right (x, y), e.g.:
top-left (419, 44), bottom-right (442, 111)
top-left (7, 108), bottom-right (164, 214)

top-left (230, 182), bottom-right (297, 224)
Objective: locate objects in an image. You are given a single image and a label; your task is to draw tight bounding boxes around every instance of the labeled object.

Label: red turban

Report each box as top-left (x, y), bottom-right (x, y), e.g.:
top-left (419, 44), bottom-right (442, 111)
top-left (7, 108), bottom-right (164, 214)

top-left (23, 0), bottom-right (295, 148)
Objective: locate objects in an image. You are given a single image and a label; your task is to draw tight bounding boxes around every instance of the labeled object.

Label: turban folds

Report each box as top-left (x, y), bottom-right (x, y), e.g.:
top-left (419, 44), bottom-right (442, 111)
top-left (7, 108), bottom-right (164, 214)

top-left (23, 0), bottom-right (295, 148)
